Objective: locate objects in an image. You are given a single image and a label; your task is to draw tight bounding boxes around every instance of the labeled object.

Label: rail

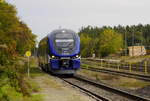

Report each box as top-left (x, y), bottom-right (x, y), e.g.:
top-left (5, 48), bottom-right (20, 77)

top-left (74, 74), bottom-right (150, 101)
top-left (81, 66), bottom-right (150, 82)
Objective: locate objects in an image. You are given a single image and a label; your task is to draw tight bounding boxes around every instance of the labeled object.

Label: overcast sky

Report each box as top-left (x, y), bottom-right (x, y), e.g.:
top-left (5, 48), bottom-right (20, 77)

top-left (7, 0), bottom-right (150, 41)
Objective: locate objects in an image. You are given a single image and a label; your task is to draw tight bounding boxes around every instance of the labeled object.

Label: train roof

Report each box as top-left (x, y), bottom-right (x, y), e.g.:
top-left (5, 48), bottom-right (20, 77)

top-left (39, 29), bottom-right (78, 44)
top-left (47, 29), bottom-right (77, 37)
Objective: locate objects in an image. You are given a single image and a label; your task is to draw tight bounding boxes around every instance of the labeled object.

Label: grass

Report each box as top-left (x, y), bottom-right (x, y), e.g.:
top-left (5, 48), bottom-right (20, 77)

top-left (23, 94), bottom-right (43, 101)
top-left (80, 69), bottom-right (118, 81)
top-left (27, 57), bottom-right (45, 77)
top-left (0, 84), bottom-right (23, 101)
top-left (81, 64), bottom-right (89, 68)
top-left (0, 57), bottom-right (43, 101)
top-left (30, 67), bottom-right (45, 77)
top-left (23, 77), bottom-right (41, 93)
top-left (104, 55), bottom-right (150, 61)
top-left (117, 78), bottom-right (150, 89)
top-left (0, 71), bottom-right (22, 101)
top-left (43, 76), bottom-right (64, 90)
top-left (105, 55), bottom-right (150, 64)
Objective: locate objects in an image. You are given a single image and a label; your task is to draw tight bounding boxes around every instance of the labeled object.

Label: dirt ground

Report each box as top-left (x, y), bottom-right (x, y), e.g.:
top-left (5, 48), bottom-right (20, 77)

top-left (31, 73), bottom-right (95, 101)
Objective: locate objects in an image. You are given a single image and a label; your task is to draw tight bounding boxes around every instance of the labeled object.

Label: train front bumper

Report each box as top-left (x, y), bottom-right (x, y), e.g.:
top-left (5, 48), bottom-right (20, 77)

top-left (50, 58), bottom-right (80, 70)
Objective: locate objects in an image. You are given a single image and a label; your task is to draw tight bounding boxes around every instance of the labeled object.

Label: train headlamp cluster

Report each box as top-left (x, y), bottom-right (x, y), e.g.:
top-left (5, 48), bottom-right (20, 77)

top-left (75, 55), bottom-right (80, 59)
top-left (51, 55), bottom-right (55, 58)
top-left (50, 55), bottom-right (80, 59)
top-left (50, 55), bottom-right (59, 59)
top-left (76, 55), bottom-right (79, 58)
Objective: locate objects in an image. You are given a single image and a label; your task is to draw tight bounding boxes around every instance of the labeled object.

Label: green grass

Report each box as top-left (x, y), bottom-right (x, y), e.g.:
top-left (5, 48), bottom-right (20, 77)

top-left (0, 73), bottom-right (43, 101)
top-left (23, 94), bottom-right (43, 101)
top-left (26, 78), bottom-right (41, 92)
top-left (81, 64), bottom-right (89, 68)
top-left (0, 84), bottom-right (23, 101)
top-left (117, 78), bottom-right (150, 89)
top-left (0, 71), bottom-right (22, 101)
top-left (0, 57), bottom-right (43, 101)
top-left (30, 67), bottom-right (45, 77)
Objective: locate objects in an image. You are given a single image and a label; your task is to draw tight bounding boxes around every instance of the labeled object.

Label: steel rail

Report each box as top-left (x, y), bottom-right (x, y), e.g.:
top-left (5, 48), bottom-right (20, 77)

top-left (81, 66), bottom-right (150, 82)
top-left (61, 77), bottom-right (110, 101)
top-left (74, 74), bottom-right (150, 101)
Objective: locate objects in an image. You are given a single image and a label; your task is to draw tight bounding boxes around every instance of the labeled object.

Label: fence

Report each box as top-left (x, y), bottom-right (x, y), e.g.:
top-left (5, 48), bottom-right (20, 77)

top-left (145, 46), bottom-right (150, 55)
top-left (82, 58), bottom-right (150, 75)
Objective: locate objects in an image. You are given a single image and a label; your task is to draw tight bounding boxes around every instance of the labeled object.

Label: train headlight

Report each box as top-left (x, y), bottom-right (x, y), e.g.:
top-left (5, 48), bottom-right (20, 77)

top-left (75, 55), bottom-right (80, 59)
top-left (76, 55), bottom-right (79, 58)
top-left (51, 55), bottom-right (55, 58)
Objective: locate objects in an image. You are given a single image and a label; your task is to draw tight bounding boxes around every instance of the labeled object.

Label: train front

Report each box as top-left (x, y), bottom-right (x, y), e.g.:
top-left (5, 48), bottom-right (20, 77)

top-left (48, 29), bottom-right (80, 74)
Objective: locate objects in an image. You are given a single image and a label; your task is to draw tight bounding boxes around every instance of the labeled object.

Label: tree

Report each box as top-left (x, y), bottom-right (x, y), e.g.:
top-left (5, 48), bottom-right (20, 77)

top-left (98, 29), bottom-right (123, 57)
top-left (80, 34), bottom-right (93, 57)
top-left (79, 24), bottom-right (150, 57)
top-left (0, 1), bottom-right (36, 65)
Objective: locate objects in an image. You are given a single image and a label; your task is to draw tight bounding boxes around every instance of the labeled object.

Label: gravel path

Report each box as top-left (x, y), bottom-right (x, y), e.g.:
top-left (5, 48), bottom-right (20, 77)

top-left (32, 74), bottom-right (96, 101)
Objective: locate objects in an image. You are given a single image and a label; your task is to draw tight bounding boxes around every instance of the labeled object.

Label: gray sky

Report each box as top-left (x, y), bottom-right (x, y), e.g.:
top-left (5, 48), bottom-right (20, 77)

top-left (7, 0), bottom-right (150, 41)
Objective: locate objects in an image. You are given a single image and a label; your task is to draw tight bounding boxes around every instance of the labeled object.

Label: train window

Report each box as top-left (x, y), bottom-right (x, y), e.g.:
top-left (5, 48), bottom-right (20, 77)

top-left (53, 33), bottom-right (76, 55)
top-left (55, 39), bottom-right (74, 47)
top-left (55, 39), bottom-right (74, 43)
top-left (55, 33), bottom-right (73, 39)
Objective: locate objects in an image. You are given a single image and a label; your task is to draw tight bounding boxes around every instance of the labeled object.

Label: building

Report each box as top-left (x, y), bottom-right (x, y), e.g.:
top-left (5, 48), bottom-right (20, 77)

top-left (128, 46), bottom-right (146, 56)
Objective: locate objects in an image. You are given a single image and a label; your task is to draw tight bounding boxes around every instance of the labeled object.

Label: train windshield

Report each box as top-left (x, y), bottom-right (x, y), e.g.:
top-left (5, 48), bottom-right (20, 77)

top-left (54, 33), bottom-right (76, 55)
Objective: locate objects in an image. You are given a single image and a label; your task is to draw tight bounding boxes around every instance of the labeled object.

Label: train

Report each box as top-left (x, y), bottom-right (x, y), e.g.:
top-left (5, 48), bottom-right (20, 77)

top-left (37, 29), bottom-right (80, 74)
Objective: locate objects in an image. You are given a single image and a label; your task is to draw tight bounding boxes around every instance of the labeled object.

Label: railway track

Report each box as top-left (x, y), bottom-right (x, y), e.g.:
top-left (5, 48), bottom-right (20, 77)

top-left (60, 74), bottom-right (150, 101)
top-left (61, 77), bottom-right (109, 101)
top-left (81, 66), bottom-right (150, 82)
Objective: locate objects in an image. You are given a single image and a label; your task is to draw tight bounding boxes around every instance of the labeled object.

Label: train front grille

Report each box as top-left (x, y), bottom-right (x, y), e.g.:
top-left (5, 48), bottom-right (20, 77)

top-left (60, 59), bottom-right (70, 68)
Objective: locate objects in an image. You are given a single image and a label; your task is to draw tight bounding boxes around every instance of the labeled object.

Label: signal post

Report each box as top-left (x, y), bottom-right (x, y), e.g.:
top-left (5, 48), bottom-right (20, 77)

top-left (25, 51), bottom-right (31, 77)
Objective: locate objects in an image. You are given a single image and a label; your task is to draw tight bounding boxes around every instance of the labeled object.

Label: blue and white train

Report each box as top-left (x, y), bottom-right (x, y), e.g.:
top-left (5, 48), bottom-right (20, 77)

top-left (38, 29), bottom-right (80, 74)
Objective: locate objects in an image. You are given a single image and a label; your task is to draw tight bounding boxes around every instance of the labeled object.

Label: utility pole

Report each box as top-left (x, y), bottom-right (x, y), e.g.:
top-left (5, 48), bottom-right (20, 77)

top-left (124, 29), bottom-right (127, 56)
top-left (132, 29), bottom-right (134, 46)
top-left (132, 29), bottom-right (134, 56)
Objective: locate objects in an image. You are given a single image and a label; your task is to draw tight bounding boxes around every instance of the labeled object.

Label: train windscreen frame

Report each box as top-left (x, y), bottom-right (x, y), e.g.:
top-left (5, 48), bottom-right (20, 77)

top-left (53, 32), bottom-right (77, 55)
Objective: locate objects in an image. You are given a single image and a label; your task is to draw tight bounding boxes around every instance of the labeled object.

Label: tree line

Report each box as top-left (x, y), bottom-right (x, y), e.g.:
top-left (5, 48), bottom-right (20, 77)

top-left (0, 1), bottom-right (37, 100)
top-left (79, 24), bottom-right (150, 57)
top-left (0, 1), bottom-right (36, 66)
